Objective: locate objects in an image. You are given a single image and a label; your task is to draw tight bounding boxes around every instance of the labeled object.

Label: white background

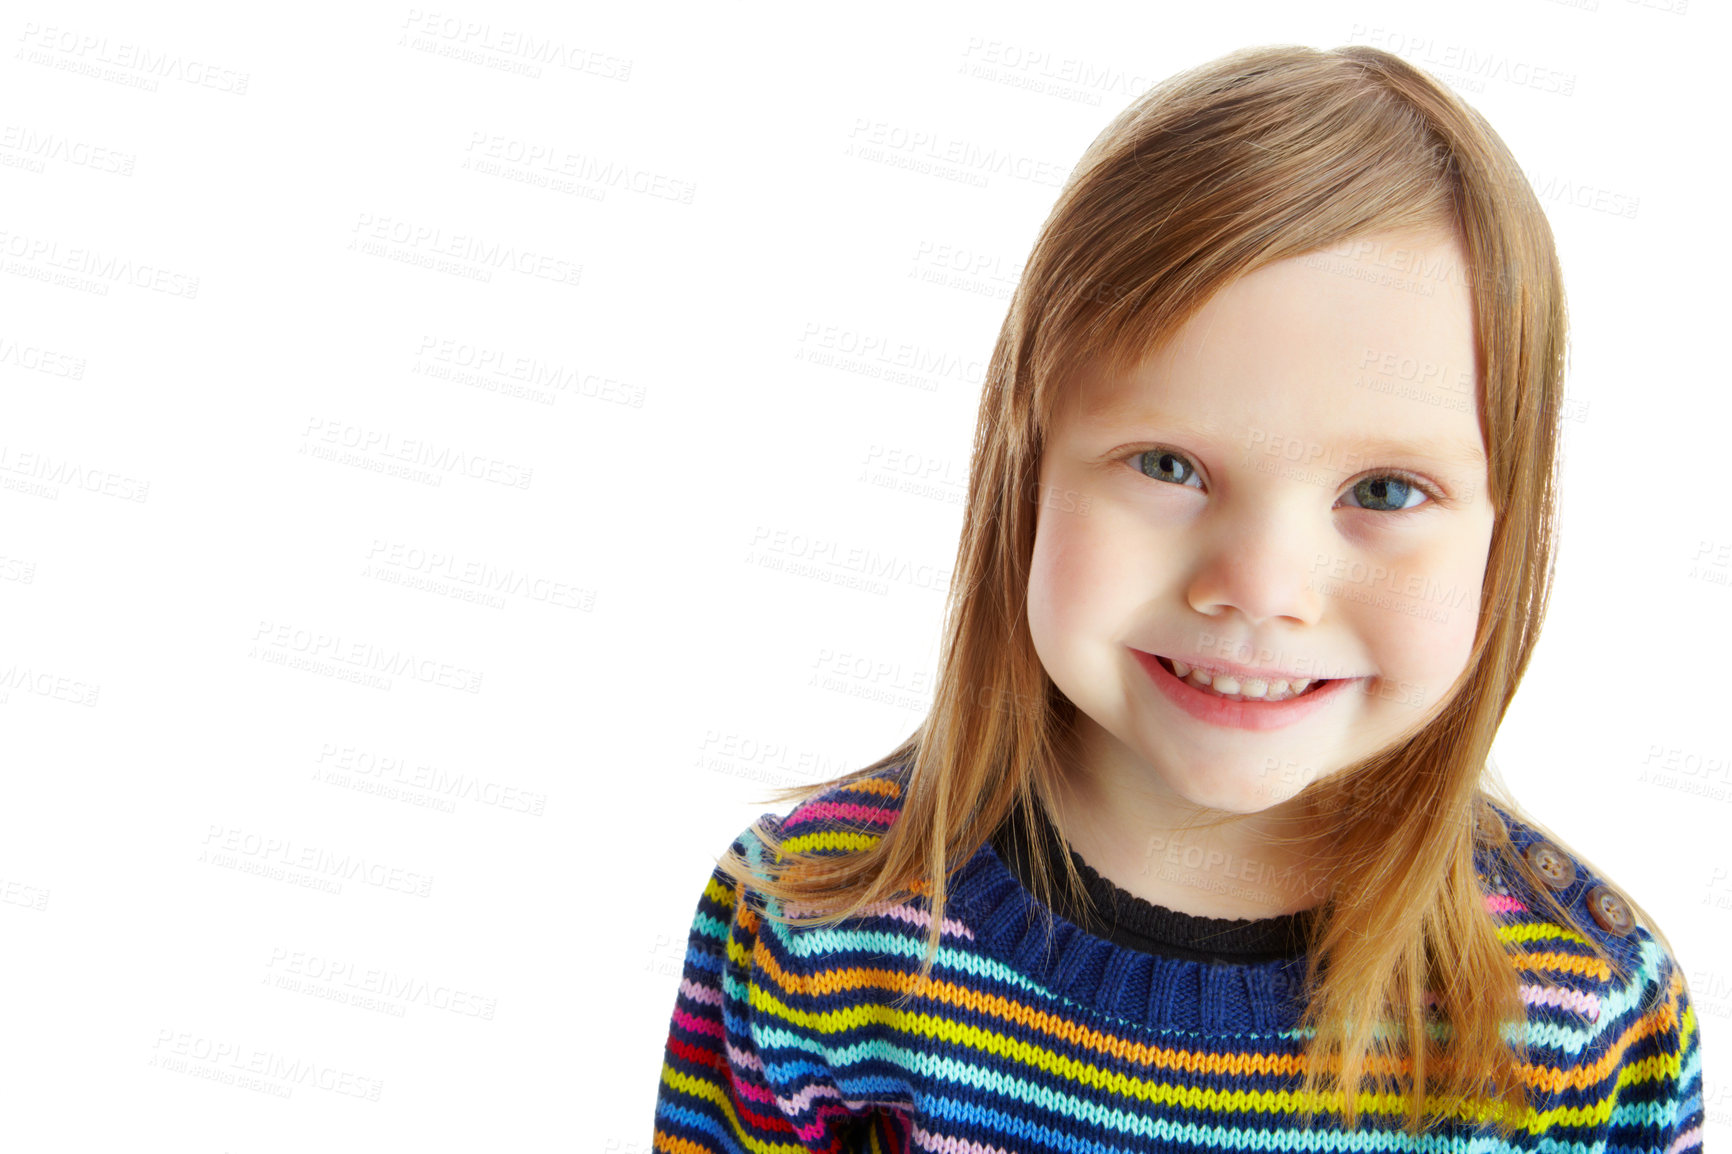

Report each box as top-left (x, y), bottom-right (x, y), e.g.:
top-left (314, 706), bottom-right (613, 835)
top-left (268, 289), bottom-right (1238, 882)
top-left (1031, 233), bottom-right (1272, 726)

top-left (1, 0), bottom-right (1723, 1149)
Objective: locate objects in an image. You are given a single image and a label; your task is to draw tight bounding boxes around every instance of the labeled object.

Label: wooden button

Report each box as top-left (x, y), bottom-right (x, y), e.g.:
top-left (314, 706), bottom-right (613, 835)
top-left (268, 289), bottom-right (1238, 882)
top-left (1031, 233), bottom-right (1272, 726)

top-left (1586, 885), bottom-right (1635, 936)
top-left (1523, 839), bottom-right (1576, 890)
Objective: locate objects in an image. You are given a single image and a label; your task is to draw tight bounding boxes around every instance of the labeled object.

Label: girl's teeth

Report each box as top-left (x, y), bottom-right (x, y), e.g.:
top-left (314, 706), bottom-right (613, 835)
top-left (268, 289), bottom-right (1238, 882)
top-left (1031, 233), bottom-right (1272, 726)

top-left (1169, 658), bottom-right (1313, 702)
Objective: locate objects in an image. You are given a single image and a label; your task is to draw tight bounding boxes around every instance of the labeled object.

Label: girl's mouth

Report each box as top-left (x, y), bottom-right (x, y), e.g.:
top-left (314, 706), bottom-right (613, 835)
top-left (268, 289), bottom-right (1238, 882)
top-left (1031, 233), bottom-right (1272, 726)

top-left (1152, 654), bottom-right (1332, 704)
top-left (1135, 649), bottom-right (1356, 732)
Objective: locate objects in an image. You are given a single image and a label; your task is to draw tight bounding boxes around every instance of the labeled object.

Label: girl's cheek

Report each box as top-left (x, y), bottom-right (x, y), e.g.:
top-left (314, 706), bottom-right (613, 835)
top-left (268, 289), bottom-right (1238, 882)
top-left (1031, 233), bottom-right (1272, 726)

top-left (1030, 494), bottom-right (1135, 640)
top-left (1028, 507), bottom-right (1094, 637)
top-left (1445, 516), bottom-right (1497, 658)
top-left (1380, 525), bottom-right (1494, 693)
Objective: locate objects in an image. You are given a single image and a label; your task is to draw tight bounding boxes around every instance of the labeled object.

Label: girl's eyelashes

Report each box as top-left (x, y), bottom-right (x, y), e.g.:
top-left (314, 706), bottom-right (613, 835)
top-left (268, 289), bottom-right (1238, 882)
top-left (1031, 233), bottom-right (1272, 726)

top-left (1124, 447), bottom-right (1444, 513)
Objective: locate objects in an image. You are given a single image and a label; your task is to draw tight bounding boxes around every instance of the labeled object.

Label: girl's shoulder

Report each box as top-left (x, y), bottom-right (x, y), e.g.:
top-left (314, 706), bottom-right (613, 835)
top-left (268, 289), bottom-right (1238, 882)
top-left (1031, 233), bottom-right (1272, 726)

top-left (1477, 800), bottom-right (1638, 938)
top-left (713, 757), bottom-right (916, 908)
top-left (1475, 798), bottom-right (1701, 1149)
top-left (774, 758), bottom-right (914, 852)
top-left (1476, 797), bottom-right (1687, 1013)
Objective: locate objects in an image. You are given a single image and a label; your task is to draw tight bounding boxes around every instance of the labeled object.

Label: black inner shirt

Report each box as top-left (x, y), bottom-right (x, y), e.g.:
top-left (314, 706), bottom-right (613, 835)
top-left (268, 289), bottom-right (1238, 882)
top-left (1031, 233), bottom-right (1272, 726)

top-left (989, 798), bottom-right (1320, 964)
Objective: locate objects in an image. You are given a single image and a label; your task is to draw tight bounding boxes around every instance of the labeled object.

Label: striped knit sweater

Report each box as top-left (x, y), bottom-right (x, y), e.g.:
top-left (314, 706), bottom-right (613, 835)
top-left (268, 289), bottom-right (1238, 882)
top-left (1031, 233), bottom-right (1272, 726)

top-left (653, 760), bottom-right (1704, 1152)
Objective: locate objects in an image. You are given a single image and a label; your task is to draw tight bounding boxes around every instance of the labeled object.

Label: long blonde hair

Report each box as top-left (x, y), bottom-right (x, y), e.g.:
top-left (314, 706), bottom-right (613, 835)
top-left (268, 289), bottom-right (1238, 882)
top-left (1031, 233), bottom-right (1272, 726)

top-left (719, 43), bottom-right (1668, 1139)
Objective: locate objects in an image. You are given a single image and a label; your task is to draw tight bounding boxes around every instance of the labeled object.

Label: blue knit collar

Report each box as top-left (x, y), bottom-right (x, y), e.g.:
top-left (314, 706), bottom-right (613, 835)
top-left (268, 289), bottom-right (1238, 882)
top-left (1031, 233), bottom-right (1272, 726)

top-left (937, 795), bottom-right (1527, 1035)
top-left (950, 822), bottom-right (1320, 1034)
top-left (988, 797), bottom-right (1319, 964)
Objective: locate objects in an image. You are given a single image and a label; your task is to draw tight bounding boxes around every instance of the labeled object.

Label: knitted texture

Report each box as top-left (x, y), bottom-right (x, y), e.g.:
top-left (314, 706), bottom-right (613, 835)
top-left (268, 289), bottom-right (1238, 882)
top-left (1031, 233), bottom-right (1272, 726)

top-left (652, 761), bottom-right (1704, 1152)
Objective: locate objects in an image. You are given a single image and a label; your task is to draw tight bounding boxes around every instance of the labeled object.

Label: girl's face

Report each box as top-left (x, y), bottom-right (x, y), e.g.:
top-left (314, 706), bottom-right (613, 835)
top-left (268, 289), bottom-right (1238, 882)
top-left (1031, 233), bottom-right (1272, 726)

top-left (1027, 229), bottom-right (1495, 817)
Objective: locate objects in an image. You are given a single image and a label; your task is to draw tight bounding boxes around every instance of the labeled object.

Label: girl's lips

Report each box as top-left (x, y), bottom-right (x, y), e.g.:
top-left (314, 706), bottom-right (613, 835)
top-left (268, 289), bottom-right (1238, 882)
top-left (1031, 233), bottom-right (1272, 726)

top-left (1132, 648), bottom-right (1360, 732)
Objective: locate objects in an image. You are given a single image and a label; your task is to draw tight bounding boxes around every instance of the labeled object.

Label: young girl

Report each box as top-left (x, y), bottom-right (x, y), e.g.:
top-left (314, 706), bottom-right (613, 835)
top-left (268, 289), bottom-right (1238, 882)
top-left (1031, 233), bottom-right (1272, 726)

top-left (652, 43), bottom-right (1702, 1152)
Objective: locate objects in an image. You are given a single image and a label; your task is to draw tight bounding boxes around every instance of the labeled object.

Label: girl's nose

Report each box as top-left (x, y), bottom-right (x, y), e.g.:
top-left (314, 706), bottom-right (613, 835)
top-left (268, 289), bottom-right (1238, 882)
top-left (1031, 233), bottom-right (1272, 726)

top-left (1184, 505), bottom-right (1328, 628)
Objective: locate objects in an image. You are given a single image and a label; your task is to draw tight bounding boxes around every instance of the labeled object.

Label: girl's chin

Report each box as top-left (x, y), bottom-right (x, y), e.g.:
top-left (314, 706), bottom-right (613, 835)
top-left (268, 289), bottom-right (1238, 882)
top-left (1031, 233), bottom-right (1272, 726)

top-left (1141, 753), bottom-right (1333, 811)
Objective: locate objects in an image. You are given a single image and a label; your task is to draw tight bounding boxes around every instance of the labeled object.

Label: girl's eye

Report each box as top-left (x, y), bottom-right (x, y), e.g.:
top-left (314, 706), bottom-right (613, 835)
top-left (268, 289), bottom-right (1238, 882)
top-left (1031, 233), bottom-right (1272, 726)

top-left (1134, 449), bottom-right (1202, 488)
top-left (1129, 448), bottom-right (1436, 512)
top-left (1341, 475), bottom-right (1430, 512)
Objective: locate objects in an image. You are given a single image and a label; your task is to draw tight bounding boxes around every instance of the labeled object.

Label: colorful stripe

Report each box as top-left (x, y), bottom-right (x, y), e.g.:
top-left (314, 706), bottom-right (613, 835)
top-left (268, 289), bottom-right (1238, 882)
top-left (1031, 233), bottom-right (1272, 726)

top-left (653, 763), bottom-right (1704, 1152)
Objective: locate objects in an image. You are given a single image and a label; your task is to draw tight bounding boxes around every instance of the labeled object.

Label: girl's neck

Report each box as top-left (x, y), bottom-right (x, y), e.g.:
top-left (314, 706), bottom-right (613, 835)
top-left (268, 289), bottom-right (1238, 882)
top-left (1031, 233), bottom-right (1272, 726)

top-left (1050, 724), bottom-right (1336, 921)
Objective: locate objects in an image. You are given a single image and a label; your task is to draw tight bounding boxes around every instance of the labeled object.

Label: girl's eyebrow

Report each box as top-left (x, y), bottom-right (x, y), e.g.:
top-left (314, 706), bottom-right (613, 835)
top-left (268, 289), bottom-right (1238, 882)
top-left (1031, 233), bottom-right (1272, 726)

top-left (1089, 412), bottom-right (1487, 469)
